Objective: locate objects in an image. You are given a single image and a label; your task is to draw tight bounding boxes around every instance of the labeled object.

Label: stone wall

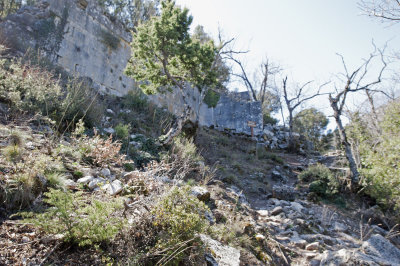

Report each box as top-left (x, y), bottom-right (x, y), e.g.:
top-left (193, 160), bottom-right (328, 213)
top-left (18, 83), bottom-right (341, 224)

top-left (0, 0), bottom-right (263, 135)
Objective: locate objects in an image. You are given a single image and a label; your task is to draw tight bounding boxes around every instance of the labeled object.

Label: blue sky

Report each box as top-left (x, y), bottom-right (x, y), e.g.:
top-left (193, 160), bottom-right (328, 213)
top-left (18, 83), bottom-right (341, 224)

top-left (175, 0), bottom-right (399, 80)
top-left (174, 0), bottom-right (399, 126)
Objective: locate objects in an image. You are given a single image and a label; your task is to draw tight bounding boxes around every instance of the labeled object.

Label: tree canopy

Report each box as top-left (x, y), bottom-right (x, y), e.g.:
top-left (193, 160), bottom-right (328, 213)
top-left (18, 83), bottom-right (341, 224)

top-left (97, 0), bottom-right (160, 30)
top-left (293, 108), bottom-right (329, 150)
top-left (125, 0), bottom-right (218, 95)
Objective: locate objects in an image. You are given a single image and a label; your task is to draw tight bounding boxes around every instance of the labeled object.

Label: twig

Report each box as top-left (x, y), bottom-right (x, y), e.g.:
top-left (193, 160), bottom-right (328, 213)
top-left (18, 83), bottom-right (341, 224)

top-left (39, 241), bottom-right (61, 266)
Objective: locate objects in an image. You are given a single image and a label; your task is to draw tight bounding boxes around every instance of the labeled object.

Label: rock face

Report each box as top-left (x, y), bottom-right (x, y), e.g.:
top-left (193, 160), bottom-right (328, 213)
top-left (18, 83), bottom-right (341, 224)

top-left (0, 0), bottom-right (263, 136)
top-left (200, 234), bottom-right (240, 266)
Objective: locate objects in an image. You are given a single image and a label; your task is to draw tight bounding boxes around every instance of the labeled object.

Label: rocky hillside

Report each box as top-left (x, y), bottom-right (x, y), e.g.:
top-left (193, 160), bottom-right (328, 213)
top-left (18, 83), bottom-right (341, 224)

top-left (1, 2), bottom-right (400, 266)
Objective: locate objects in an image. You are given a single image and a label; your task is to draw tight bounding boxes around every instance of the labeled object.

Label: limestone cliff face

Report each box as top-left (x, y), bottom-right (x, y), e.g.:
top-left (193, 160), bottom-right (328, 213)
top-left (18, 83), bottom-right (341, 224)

top-left (0, 0), bottom-right (263, 135)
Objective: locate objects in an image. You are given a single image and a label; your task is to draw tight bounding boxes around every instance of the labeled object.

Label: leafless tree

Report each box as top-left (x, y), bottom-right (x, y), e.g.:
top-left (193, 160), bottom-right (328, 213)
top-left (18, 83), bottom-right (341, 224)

top-left (329, 45), bottom-right (388, 188)
top-left (281, 77), bottom-right (330, 150)
top-left (359, 0), bottom-right (400, 23)
top-left (227, 55), bottom-right (281, 102)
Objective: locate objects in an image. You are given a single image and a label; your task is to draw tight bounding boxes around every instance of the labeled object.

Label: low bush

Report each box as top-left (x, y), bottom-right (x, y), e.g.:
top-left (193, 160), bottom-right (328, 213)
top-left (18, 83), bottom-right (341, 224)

top-left (115, 123), bottom-right (130, 140)
top-left (258, 150), bottom-right (283, 164)
top-left (80, 131), bottom-right (125, 167)
top-left (21, 188), bottom-right (125, 247)
top-left (152, 186), bottom-right (209, 264)
top-left (263, 113), bottom-right (278, 125)
top-left (299, 164), bottom-right (340, 198)
top-left (0, 53), bottom-right (104, 132)
top-left (203, 89), bottom-right (220, 108)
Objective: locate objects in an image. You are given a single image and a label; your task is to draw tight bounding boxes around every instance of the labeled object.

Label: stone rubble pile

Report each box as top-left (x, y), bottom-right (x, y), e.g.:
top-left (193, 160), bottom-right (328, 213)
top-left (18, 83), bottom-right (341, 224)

top-left (260, 124), bottom-right (314, 153)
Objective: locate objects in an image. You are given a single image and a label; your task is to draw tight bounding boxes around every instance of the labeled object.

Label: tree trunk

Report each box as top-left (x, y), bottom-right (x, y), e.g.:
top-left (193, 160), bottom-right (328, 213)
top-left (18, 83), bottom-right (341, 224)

top-left (330, 99), bottom-right (360, 188)
top-left (158, 105), bottom-right (191, 146)
top-left (287, 109), bottom-right (295, 151)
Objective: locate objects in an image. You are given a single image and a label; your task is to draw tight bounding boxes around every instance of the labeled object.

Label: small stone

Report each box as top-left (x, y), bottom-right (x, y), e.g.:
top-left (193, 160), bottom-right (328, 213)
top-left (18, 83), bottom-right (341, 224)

top-left (333, 222), bottom-right (347, 232)
top-left (309, 259), bottom-right (321, 266)
top-left (291, 202), bottom-right (304, 213)
top-left (22, 236), bottom-right (30, 243)
top-left (104, 127), bottom-right (115, 135)
top-left (106, 109), bottom-right (115, 115)
top-left (271, 206), bottom-right (283, 216)
top-left (88, 178), bottom-right (106, 190)
top-left (271, 170), bottom-right (281, 180)
top-left (191, 186), bottom-right (210, 202)
top-left (255, 234), bottom-right (266, 241)
top-left (77, 176), bottom-right (94, 184)
top-left (100, 168), bottom-right (111, 177)
top-left (102, 180), bottom-right (123, 196)
top-left (64, 179), bottom-right (77, 189)
top-left (306, 242), bottom-right (320, 251)
top-left (257, 210), bottom-right (269, 217)
top-left (205, 211), bottom-right (215, 225)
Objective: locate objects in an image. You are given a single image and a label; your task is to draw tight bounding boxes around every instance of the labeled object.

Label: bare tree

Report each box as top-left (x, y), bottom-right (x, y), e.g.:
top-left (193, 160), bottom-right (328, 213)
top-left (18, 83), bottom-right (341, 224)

top-left (329, 46), bottom-right (388, 188)
top-left (227, 55), bottom-right (281, 102)
top-left (359, 0), bottom-right (400, 22)
top-left (281, 77), bottom-right (330, 150)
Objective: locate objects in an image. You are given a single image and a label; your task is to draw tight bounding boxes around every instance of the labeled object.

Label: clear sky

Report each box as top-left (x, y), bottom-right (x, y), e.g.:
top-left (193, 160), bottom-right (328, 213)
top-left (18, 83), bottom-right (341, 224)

top-left (175, 0), bottom-right (400, 120)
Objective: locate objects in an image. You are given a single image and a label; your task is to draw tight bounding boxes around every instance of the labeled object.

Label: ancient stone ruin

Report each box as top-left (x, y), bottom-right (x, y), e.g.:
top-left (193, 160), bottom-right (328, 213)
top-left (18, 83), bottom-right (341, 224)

top-left (0, 0), bottom-right (263, 136)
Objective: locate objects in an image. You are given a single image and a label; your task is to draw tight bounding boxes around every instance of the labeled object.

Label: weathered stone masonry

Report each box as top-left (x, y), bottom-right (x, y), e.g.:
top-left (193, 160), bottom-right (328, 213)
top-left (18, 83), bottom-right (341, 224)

top-left (0, 0), bottom-right (263, 135)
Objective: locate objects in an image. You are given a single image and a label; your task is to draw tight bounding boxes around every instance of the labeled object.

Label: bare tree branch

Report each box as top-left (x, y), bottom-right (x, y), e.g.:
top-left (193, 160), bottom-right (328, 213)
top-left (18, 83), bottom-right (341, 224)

top-left (359, 0), bottom-right (400, 23)
top-left (328, 44), bottom-right (389, 188)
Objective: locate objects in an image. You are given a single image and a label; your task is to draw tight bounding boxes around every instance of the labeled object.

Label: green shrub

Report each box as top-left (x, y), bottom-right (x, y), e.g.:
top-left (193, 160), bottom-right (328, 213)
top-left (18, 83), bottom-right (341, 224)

top-left (258, 150), bottom-right (283, 164)
top-left (1, 173), bottom-right (41, 210)
top-left (0, 57), bottom-right (104, 131)
top-left (115, 123), bottom-right (130, 140)
top-left (171, 136), bottom-right (202, 164)
top-left (21, 189), bottom-right (125, 246)
top-left (152, 186), bottom-right (209, 264)
top-left (348, 101), bottom-right (400, 211)
top-left (203, 89), bottom-right (220, 108)
top-left (299, 164), bottom-right (340, 197)
top-left (3, 144), bottom-right (22, 163)
top-left (0, 59), bottom-right (62, 115)
top-left (263, 113), bottom-right (278, 125)
top-left (58, 78), bottom-right (104, 130)
top-left (46, 172), bottom-right (67, 190)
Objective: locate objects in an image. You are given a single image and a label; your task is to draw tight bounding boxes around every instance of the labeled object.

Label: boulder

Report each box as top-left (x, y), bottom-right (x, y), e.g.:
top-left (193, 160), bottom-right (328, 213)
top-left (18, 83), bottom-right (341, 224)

top-left (272, 185), bottom-right (297, 201)
top-left (200, 234), bottom-right (240, 266)
top-left (191, 186), bottom-right (210, 202)
top-left (362, 234), bottom-right (400, 264)
top-left (319, 249), bottom-right (392, 266)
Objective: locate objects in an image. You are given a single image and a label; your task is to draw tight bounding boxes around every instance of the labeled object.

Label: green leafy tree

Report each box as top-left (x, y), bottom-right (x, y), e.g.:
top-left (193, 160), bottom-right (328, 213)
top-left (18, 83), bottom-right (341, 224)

top-left (192, 25), bottom-right (230, 91)
top-left (293, 108), bottom-right (329, 151)
top-left (97, 0), bottom-right (160, 30)
top-left (0, 0), bottom-right (36, 18)
top-left (347, 100), bottom-right (400, 211)
top-left (125, 0), bottom-right (218, 144)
